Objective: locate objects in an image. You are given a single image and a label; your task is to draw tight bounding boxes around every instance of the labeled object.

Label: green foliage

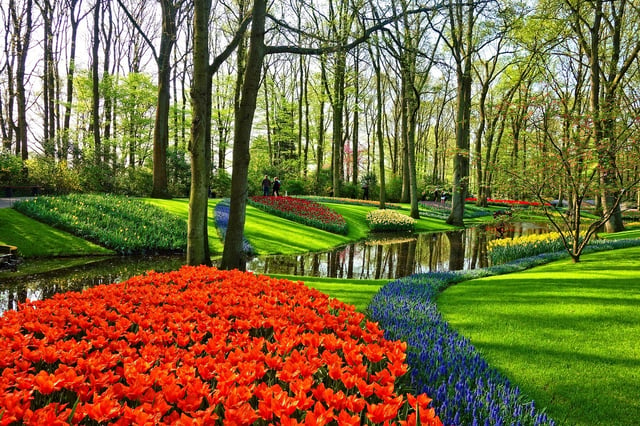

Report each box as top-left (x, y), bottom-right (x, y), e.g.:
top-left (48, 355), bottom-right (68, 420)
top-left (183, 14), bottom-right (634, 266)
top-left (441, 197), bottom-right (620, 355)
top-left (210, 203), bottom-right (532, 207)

top-left (340, 181), bottom-right (359, 199)
top-left (13, 194), bottom-right (187, 255)
top-left (0, 151), bottom-right (23, 184)
top-left (114, 167), bottom-right (153, 196)
top-left (167, 150), bottom-right (190, 197)
top-left (385, 175), bottom-right (404, 202)
top-left (210, 169), bottom-right (232, 198)
top-left (23, 157), bottom-right (82, 194)
top-left (280, 178), bottom-right (307, 195)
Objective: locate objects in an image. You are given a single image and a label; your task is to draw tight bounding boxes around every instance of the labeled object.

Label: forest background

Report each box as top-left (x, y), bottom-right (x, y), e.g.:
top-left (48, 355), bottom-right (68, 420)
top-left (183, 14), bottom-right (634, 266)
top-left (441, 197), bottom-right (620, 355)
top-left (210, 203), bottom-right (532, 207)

top-left (1, 0), bottom-right (639, 267)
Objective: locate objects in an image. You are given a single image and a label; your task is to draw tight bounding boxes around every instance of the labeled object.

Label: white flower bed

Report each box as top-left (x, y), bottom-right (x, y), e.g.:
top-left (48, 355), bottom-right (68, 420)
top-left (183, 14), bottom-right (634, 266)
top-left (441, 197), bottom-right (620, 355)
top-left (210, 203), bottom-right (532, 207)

top-left (366, 209), bottom-right (416, 232)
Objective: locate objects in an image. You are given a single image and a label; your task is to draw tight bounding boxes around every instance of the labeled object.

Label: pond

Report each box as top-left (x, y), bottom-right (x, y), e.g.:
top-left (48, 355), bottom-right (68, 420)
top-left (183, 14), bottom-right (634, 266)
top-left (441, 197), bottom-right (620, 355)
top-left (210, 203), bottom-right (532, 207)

top-left (246, 222), bottom-right (550, 279)
top-left (0, 222), bottom-right (549, 313)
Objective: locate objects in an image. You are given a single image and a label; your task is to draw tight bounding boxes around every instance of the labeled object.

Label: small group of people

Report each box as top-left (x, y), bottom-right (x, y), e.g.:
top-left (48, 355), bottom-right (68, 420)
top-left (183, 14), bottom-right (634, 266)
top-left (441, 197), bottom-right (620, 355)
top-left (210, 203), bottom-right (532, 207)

top-left (261, 175), bottom-right (281, 196)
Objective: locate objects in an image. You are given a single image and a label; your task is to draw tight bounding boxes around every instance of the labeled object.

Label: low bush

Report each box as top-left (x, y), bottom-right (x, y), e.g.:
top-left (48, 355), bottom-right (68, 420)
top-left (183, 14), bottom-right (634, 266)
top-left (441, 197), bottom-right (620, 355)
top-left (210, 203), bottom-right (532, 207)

top-left (366, 210), bottom-right (415, 232)
top-left (13, 194), bottom-right (186, 254)
top-left (248, 196), bottom-right (348, 235)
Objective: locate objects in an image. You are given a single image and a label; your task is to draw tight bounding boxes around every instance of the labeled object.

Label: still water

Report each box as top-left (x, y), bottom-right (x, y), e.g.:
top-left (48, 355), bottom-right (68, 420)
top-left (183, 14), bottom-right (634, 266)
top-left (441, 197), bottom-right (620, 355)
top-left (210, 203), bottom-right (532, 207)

top-left (0, 222), bottom-right (549, 313)
top-left (246, 222), bottom-right (550, 279)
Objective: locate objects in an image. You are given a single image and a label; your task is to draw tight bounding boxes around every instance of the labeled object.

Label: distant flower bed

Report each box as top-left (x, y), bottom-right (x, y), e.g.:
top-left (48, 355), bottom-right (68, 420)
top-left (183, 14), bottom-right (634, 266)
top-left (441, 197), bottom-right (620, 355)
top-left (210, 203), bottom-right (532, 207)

top-left (366, 210), bottom-right (415, 232)
top-left (466, 197), bottom-right (547, 208)
top-left (0, 266), bottom-right (441, 425)
top-left (301, 196), bottom-right (402, 209)
top-left (488, 232), bottom-right (565, 265)
top-left (249, 196), bottom-right (348, 235)
top-left (13, 194), bottom-right (186, 254)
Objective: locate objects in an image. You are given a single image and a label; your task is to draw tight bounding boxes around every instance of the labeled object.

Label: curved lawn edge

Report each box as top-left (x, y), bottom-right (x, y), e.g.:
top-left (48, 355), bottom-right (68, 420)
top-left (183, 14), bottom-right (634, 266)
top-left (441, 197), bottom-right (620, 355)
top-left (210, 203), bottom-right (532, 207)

top-left (367, 238), bottom-right (640, 425)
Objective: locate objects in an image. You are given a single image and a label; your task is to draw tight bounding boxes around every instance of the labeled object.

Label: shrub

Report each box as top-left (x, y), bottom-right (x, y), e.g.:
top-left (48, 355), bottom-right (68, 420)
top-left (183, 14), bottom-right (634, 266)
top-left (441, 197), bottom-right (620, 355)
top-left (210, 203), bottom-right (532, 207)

top-left (366, 210), bottom-right (415, 232)
top-left (113, 166), bottom-right (153, 197)
top-left (23, 156), bottom-right (82, 194)
top-left (0, 150), bottom-right (23, 185)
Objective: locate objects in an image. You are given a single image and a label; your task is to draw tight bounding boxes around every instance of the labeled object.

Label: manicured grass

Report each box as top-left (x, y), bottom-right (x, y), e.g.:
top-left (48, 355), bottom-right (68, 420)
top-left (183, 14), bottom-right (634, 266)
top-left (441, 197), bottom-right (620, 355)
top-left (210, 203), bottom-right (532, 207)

top-left (436, 247), bottom-right (640, 426)
top-left (142, 198), bottom-right (224, 254)
top-left (266, 273), bottom-right (389, 312)
top-left (0, 209), bottom-right (113, 258)
top-left (600, 223), bottom-right (640, 240)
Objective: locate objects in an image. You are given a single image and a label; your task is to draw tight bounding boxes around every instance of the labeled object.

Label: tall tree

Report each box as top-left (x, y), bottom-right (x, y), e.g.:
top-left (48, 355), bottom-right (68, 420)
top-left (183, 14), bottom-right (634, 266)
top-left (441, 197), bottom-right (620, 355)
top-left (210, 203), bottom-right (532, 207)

top-left (188, 0), bottom-right (212, 266)
top-left (564, 0), bottom-right (640, 232)
top-left (10, 0), bottom-right (34, 160)
top-left (117, 0), bottom-right (187, 198)
top-left (90, 0), bottom-right (101, 165)
top-left (220, 0), bottom-right (266, 270)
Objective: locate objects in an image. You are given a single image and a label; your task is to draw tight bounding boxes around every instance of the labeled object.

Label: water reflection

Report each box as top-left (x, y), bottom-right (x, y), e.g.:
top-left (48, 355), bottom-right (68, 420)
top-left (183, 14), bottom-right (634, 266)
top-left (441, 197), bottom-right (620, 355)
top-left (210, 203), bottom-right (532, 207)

top-left (0, 255), bottom-right (185, 315)
top-left (247, 222), bottom-right (549, 279)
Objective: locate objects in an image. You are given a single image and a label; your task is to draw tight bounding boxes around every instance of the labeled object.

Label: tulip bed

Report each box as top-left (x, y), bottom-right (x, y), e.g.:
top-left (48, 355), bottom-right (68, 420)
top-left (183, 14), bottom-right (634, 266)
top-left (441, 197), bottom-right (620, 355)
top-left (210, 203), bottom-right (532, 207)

top-left (465, 197), bottom-right (546, 208)
top-left (13, 194), bottom-right (187, 255)
top-left (0, 266), bottom-right (442, 425)
top-left (248, 196), bottom-right (348, 235)
top-left (488, 232), bottom-right (566, 265)
top-left (366, 210), bottom-right (416, 232)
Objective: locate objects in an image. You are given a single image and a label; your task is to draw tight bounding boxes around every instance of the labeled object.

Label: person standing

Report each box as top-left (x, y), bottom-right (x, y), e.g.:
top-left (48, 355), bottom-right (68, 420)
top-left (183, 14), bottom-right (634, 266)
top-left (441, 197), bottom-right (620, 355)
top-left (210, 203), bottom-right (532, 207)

top-left (261, 175), bottom-right (271, 196)
top-left (272, 177), bottom-right (281, 196)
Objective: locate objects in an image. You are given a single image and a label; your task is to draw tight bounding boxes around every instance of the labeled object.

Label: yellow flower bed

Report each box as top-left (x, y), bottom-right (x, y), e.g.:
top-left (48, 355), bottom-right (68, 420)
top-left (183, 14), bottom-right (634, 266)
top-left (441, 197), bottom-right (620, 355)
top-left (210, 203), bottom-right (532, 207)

top-left (488, 232), bottom-right (566, 265)
top-left (366, 210), bottom-right (416, 232)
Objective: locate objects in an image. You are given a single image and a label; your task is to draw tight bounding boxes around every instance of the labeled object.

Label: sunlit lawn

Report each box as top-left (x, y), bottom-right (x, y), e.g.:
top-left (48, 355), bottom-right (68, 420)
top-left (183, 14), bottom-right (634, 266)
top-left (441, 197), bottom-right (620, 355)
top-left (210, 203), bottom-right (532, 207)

top-left (268, 273), bottom-right (388, 312)
top-left (0, 209), bottom-right (113, 258)
top-left (436, 247), bottom-right (640, 426)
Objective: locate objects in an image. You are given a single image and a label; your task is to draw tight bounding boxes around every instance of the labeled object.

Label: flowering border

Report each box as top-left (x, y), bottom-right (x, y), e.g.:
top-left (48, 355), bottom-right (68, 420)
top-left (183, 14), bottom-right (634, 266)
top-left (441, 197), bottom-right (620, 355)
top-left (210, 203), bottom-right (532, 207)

top-left (248, 196), bottom-right (348, 235)
top-left (0, 266), bottom-right (441, 425)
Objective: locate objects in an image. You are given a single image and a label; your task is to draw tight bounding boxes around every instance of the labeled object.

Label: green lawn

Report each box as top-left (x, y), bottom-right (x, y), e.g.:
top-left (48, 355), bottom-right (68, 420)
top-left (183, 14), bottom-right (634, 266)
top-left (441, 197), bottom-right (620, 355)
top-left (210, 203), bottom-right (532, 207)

top-left (142, 198), bottom-right (225, 255)
top-left (0, 209), bottom-right (113, 258)
top-left (266, 273), bottom-right (389, 312)
top-left (436, 247), bottom-right (640, 426)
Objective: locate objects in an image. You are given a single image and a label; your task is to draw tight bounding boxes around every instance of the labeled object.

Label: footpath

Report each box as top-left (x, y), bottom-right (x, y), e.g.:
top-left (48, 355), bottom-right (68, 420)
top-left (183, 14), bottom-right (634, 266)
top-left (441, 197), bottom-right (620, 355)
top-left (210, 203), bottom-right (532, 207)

top-left (0, 197), bottom-right (31, 209)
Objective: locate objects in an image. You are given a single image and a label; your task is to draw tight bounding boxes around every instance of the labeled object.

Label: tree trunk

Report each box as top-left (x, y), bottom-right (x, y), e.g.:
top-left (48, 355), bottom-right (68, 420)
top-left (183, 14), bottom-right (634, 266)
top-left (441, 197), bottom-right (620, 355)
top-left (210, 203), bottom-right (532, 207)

top-left (331, 49), bottom-right (346, 197)
top-left (61, 0), bottom-right (82, 162)
top-left (220, 0), bottom-right (266, 270)
top-left (151, 0), bottom-right (178, 199)
top-left (371, 43), bottom-right (386, 209)
top-left (187, 0), bottom-right (212, 266)
top-left (12, 0), bottom-right (33, 160)
top-left (91, 0), bottom-right (101, 165)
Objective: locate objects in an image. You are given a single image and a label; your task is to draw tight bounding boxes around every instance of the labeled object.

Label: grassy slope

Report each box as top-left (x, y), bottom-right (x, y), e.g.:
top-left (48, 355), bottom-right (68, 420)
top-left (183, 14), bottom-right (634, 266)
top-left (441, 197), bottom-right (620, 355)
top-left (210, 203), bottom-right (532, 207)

top-left (142, 198), bottom-right (225, 255)
top-left (436, 247), bottom-right (640, 426)
top-left (0, 209), bottom-right (113, 258)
